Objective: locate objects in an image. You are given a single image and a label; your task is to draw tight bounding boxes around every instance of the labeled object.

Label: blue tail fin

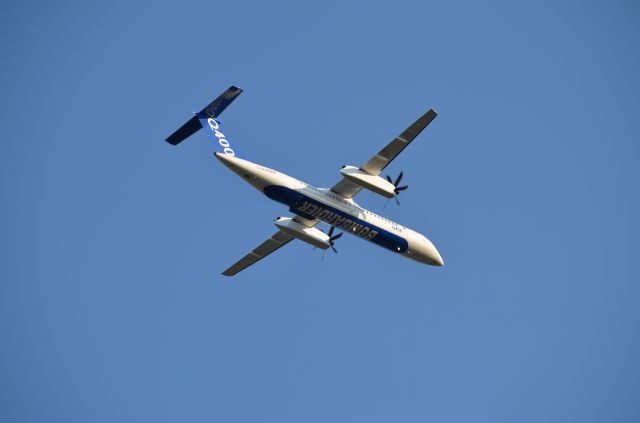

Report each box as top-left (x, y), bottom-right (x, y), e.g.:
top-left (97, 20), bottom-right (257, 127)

top-left (165, 86), bottom-right (242, 157)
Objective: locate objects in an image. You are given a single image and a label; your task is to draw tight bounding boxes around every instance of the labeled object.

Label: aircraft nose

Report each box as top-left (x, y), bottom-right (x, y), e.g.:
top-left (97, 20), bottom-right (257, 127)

top-left (432, 249), bottom-right (444, 266)
top-left (422, 238), bottom-right (444, 266)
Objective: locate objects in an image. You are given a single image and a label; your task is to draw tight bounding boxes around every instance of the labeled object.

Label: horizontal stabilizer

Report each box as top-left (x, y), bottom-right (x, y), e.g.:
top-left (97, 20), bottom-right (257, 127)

top-left (165, 86), bottom-right (243, 145)
top-left (165, 115), bottom-right (201, 145)
top-left (201, 85), bottom-right (243, 119)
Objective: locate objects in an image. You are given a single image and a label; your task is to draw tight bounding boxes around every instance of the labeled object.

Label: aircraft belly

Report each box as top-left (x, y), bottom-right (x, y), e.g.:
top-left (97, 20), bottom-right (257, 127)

top-left (263, 185), bottom-right (408, 254)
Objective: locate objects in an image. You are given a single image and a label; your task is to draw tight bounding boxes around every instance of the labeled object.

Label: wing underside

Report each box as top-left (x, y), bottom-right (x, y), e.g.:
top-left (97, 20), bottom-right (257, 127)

top-left (331, 109), bottom-right (437, 199)
top-left (222, 230), bottom-right (294, 276)
top-left (221, 216), bottom-right (318, 276)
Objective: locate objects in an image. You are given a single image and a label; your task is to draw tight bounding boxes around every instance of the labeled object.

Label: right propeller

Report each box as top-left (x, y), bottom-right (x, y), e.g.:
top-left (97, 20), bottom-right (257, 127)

top-left (386, 171), bottom-right (409, 205)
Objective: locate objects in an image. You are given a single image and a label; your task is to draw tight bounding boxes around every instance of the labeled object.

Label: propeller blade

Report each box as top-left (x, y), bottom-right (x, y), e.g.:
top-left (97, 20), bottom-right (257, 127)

top-left (386, 175), bottom-right (393, 184)
top-left (394, 171), bottom-right (404, 187)
top-left (331, 245), bottom-right (338, 253)
top-left (327, 226), bottom-right (335, 237)
top-left (330, 232), bottom-right (343, 242)
top-left (395, 196), bottom-right (400, 206)
top-left (396, 185), bottom-right (408, 191)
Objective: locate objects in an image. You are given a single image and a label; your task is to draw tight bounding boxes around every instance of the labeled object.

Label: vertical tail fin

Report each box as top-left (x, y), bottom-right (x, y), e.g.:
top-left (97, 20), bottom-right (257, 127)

top-left (165, 86), bottom-right (243, 157)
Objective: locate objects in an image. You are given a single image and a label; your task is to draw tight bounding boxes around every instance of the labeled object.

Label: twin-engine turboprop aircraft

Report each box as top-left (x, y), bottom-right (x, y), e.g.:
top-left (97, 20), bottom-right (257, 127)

top-left (166, 86), bottom-right (444, 276)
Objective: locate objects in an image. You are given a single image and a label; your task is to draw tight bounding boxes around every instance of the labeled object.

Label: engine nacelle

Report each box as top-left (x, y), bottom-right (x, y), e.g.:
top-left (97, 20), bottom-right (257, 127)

top-left (339, 165), bottom-right (396, 198)
top-left (274, 217), bottom-right (330, 249)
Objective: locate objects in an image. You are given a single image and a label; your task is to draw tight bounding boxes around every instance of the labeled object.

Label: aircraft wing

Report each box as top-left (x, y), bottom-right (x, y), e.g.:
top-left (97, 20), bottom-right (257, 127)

top-left (222, 230), bottom-right (295, 276)
top-left (331, 109), bottom-right (438, 199)
top-left (221, 216), bottom-right (319, 276)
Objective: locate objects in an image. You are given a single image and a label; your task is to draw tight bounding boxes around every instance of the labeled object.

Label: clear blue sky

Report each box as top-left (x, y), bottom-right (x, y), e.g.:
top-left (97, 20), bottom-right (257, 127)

top-left (1, 1), bottom-right (639, 422)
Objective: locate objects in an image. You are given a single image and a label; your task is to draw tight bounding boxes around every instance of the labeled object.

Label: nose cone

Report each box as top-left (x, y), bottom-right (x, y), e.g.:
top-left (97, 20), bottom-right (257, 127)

top-left (425, 239), bottom-right (444, 266)
top-left (408, 235), bottom-right (444, 266)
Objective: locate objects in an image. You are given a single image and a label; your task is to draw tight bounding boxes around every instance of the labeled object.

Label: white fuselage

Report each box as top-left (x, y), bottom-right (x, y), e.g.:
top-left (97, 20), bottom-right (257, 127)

top-left (215, 153), bottom-right (444, 266)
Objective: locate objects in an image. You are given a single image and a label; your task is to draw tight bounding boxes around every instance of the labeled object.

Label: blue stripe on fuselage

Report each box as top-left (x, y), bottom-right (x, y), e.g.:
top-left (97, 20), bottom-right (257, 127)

top-left (263, 185), bottom-right (408, 253)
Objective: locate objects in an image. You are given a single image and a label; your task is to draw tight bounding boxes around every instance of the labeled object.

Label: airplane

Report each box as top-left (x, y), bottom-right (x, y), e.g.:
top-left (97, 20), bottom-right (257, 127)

top-left (165, 86), bottom-right (444, 276)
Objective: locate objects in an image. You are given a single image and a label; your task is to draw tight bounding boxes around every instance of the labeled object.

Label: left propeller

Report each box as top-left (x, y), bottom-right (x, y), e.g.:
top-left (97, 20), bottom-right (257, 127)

top-left (326, 226), bottom-right (343, 253)
top-left (313, 226), bottom-right (343, 261)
